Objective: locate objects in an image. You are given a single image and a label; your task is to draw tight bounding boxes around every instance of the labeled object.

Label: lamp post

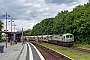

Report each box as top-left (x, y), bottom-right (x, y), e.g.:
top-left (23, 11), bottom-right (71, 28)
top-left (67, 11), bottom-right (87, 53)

top-left (12, 23), bottom-right (16, 32)
top-left (3, 12), bottom-right (10, 48)
top-left (12, 23), bottom-right (16, 44)
top-left (8, 19), bottom-right (14, 43)
top-left (22, 28), bottom-right (24, 45)
top-left (8, 19), bottom-right (14, 33)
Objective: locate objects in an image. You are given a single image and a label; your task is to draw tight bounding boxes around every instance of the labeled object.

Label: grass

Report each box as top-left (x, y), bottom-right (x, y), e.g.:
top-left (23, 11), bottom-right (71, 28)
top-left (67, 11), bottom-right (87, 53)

top-left (36, 42), bottom-right (90, 60)
top-left (74, 44), bottom-right (90, 50)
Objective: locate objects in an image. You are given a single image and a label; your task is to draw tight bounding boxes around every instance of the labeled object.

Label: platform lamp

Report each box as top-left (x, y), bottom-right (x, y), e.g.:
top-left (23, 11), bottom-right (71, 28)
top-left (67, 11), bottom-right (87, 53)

top-left (12, 23), bottom-right (16, 32)
top-left (3, 12), bottom-right (10, 48)
top-left (8, 19), bottom-right (14, 44)
top-left (12, 23), bottom-right (16, 44)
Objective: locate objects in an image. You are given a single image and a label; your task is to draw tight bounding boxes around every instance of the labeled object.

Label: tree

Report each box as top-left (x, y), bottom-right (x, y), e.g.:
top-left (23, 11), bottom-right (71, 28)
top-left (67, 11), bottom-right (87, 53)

top-left (0, 21), bottom-right (3, 40)
top-left (29, 2), bottom-right (90, 45)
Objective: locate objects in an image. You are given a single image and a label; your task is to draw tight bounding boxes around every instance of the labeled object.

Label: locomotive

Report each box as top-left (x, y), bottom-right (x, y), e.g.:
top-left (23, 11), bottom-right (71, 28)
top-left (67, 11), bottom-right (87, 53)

top-left (25, 33), bottom-right (74, 46)
top-left (48, 33), bottom-right (74, 46)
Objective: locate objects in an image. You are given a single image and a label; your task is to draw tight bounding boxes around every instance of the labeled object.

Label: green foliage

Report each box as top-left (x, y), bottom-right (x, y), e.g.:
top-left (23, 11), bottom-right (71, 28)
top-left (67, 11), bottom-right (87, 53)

top-left (0, 21), bottom-right (3, 40)
top-left (29, 2), bottom-right (90, 45)
top-left (24, 30), bottom-right (32, 36)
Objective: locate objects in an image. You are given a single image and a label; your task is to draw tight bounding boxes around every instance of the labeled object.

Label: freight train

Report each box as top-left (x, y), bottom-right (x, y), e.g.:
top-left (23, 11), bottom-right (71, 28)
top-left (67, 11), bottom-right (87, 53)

top-left (25, 33), bottom-right (74, 46)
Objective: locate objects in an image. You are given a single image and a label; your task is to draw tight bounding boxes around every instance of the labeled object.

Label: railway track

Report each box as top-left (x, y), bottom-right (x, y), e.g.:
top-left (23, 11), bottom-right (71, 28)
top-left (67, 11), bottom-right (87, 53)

top-left (49, 43), bottom-right (90, 55)
top-left (44, 42), bottom-right (90, 55)
top-left (32, 43), bottom-right (71, 60)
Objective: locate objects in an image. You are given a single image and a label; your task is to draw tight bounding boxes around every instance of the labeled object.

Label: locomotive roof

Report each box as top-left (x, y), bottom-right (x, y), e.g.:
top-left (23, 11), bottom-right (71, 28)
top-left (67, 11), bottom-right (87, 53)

top-left (63, 33), bottom-right (73, 36)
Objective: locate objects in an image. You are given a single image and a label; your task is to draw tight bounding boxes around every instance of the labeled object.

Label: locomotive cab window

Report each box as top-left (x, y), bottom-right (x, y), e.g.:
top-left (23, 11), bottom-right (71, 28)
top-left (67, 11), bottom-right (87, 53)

top-left (66, 35), bottom-right (73, 38)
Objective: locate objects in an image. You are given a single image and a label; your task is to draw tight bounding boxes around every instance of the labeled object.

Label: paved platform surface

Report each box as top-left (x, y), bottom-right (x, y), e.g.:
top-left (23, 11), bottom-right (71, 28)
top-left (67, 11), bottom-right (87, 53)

top-left (0, 42), bottom-right (45, 60)
top-left (0, 42), bottom-right (26, 60)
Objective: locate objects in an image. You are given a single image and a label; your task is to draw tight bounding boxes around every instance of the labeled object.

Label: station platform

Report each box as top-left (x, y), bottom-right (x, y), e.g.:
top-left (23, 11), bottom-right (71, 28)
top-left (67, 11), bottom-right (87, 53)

top-left (0, 42), bottom-right (45, 60)
top-left (0, 42), bottom-right (25, 60)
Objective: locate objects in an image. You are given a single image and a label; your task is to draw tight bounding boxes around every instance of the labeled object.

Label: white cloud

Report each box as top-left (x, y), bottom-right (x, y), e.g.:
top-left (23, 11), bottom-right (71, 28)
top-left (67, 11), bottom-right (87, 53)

top-left (1, 19), bottom-right (37, 31)
top-left (0, 0), bottom-right (89, 31)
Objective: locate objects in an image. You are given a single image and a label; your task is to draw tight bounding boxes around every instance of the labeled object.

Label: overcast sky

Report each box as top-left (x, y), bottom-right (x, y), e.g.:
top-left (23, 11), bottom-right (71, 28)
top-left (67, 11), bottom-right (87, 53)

top-left (0, 0), bottom-right (89, 32)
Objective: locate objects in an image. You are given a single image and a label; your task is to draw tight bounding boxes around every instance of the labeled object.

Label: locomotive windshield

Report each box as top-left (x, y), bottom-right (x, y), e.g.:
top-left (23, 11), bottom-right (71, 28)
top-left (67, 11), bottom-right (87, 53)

top-left (66, 35), bottom-right (73, 38)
